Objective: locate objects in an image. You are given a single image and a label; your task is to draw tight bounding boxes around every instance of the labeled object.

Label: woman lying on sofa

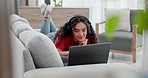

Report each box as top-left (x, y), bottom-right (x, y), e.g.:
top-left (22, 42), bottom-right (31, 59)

top-left (40, 4), bottom-right (98, 56)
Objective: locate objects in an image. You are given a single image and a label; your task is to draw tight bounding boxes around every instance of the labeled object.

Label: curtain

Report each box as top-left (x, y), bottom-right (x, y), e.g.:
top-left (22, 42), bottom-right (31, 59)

top-left (103, 0), bottom-right (144, 9)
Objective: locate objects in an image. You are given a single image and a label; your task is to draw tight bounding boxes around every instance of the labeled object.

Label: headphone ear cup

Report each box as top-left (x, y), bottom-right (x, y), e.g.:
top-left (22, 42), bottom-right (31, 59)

top-left (86, 21), bottom-right (93, 34)
top-left (66, 24), bottom-right (70, 30)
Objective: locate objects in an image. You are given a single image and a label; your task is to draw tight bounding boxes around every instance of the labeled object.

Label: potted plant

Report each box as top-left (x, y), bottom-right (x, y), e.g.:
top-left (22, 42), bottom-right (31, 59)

top-left (53, 0), bottom-right (62, 7)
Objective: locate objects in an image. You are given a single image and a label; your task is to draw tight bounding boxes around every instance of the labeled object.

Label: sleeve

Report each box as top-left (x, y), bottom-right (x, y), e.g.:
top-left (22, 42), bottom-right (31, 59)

top-left (54, 37), bottom-right (66, 51)
top-left (87, 37), bottom-right (91, 44)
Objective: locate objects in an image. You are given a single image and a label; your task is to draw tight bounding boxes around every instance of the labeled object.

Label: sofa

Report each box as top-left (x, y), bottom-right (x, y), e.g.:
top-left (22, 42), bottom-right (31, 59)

top-left (9, 14), bottom-right (139, 78)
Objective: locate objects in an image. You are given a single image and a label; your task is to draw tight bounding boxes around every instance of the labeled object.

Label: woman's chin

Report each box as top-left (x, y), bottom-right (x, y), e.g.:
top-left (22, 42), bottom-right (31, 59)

top-left (78, 39), bottom-right (85, 43)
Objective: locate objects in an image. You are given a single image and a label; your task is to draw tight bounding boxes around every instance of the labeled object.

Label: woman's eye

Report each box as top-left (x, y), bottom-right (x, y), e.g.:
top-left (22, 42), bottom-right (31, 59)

top-left (74, 30), bottom-right (79, 33)
top-left (82, 29), bottom-right (86, 32)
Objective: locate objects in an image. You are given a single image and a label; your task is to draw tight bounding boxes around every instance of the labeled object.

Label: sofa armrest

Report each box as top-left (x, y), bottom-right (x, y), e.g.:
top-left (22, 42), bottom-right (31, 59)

top-left (95, 21), bottom-right (106, 35)
top-left (132, 24), bottom-right (138, 33)
top-left (24, 63), bottom-right (138, 78)
top-left (132, 24), bottom-right (137, 63)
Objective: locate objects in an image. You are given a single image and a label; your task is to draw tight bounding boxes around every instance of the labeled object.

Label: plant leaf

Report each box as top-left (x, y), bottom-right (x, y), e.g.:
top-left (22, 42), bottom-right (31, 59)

top-left (106, 15), bottom-right (120, 39)
top-left (136, 10), bottom-right (148, 34)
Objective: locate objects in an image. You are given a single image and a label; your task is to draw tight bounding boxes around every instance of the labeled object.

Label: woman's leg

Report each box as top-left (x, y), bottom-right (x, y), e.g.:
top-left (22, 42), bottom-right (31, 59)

top-left (50, 18), bottom-right (57, 32)
top-left (49, 18), bottom-right (57, 41)
top-left (40, 18), bottom-right (50, 35)
top-left (41, 18), bottom-right (57, 41)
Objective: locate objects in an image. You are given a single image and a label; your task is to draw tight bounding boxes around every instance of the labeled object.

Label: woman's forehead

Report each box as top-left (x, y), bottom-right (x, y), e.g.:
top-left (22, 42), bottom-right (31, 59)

top-left (74, 22), bottom-right (87, 29)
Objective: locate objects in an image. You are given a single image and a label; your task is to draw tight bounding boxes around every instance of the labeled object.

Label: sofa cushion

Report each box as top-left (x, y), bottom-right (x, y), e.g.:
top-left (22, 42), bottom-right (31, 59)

top-left (11, 21), bottom-right (33, 37)
top-left (9, 14), bottom-right (30, 27)
top-left (19, 30), bottom-right (64, 68)
top-left (23, 50), bottom-right (36, 72)
top-left (99, 31), bottom-right (133, 52)
top-left (136, 33), bottom-right (143, 47)
top-left (105, 8), bottom-right (131, 32)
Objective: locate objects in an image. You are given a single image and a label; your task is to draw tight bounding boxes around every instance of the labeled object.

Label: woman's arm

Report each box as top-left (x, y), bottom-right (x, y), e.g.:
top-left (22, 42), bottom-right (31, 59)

top-left (57, 49), bottom-right (69, 56)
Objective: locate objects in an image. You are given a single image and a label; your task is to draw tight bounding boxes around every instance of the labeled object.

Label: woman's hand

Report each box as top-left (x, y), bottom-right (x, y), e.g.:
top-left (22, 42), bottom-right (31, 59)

top-left (79, 39), bottom-right (88, 45)
top-left (57, 48), bottom-right (69, 56)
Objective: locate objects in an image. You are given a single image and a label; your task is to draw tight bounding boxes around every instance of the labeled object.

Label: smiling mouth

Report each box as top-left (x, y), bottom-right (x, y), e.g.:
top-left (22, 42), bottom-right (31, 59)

top-left (78, 37), bottom-right (84, 39)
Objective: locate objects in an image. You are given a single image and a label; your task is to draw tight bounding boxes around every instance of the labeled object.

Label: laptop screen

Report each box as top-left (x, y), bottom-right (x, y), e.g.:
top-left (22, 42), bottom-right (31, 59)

top-left (68, 42), bottom-right (111, 66)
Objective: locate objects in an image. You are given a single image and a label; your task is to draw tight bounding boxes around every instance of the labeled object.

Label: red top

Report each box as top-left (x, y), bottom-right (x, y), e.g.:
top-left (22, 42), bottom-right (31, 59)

top-left (54, 36), bottom-right (91, 51)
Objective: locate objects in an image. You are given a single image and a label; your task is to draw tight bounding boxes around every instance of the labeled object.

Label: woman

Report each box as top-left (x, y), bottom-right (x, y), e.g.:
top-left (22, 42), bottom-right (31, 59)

top-left (54, 15), bottom-right (98, 56)
top-left (40, 4), bottom-right (98, 56)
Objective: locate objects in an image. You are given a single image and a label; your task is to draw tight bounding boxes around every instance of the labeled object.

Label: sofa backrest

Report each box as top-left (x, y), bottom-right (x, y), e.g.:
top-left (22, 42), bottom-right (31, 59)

top-left (130, 10), bottom-right (144, 26)
top-left (9, 14), bottom-right (33, 37)
top-left (10, 30), bottom-right (36, 73)
top-left (9, 14), bottom-right (36, 73)
top-left (11, 21), bottom-right (33, 37)
top-left (9, 14), bottom-right (30, 27)
top-left (130, 10), bottom-right (144, 33)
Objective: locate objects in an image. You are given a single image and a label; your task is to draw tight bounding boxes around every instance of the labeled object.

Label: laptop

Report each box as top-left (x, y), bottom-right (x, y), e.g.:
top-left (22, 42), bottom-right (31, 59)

top-left (68, 42), bottom-right (111, 66)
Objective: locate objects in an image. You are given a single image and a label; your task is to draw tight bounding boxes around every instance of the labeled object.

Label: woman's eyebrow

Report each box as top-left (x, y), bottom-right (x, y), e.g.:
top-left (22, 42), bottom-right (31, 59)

top-left (73, 29), bottom-right (79, 31)
top-left (82, 28), bottom-right (86, 30)
top-left (74, 28), bottom-right (86, 30)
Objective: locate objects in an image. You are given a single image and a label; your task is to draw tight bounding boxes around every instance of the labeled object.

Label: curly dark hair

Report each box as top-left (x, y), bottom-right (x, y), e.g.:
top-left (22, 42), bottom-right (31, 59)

top-left (54, 15), bottom-right (98, 44)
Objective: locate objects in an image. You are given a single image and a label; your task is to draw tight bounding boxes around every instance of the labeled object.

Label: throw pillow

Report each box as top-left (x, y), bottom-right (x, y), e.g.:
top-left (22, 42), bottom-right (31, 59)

top-left (19, 30), bottom-right (64, 68)
top-left (105, 8), bottom-right (131, 32)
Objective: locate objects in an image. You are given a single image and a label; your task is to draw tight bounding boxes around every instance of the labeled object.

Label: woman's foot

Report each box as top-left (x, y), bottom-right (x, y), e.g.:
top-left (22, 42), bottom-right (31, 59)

top-left (40, 4), bottom-right (47, 16)
top-left (44, 5), bottom-right (53, 19)
top-left (40, 4), bottom-right (53, 19)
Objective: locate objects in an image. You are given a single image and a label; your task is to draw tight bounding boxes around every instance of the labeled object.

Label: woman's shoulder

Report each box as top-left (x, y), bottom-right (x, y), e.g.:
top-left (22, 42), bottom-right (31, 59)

top-left (86, 36), bottom-right (91, 40)
top-left (63, 36), bottom-right (73, 41)
top-left (54, 36), bottom-right (72, 43)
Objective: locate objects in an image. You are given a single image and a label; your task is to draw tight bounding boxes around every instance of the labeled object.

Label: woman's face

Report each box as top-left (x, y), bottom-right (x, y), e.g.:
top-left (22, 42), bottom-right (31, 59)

top-left (73, 22), bottom-right (87, 43)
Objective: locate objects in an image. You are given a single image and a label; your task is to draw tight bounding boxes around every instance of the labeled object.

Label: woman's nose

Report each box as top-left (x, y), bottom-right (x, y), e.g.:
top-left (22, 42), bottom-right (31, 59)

top-left (79, 31), bottom-right (84, 36)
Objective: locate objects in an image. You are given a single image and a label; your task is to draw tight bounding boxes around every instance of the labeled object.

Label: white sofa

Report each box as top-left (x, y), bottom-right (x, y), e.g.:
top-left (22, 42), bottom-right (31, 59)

top-left (10, 14), bottom-right (139, 78)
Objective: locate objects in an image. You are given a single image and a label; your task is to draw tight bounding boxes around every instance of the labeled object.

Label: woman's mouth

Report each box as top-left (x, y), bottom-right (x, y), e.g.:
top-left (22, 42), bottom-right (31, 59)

top-left (78, 37), bottom-right (84, 40)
